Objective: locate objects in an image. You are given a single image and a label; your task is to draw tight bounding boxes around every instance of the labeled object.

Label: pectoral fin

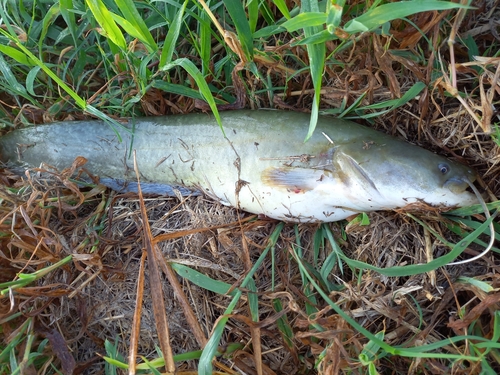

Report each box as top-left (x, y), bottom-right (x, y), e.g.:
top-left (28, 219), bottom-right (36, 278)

top-left (261, 167), bottom-right (329, 192)
top-left (336, 151), bottom-right (380, 194)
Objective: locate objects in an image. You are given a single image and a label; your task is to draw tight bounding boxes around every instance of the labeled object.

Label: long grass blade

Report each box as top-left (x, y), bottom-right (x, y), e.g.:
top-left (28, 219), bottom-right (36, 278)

top-left (114, 0), bottom-right (158, 52)
top-left (222, 0), bottom-right (254, 60)
top-left (272, 0), bottom-right (291, 19)
top-left (85, 0), bottom-right (127, 50)
top-left (327, 214), bottom-right (496, 277)
top-left (170, 263), bottom-right (237, 296)
top-left (198, 223), bottom-right (284, 375)
top-left (291, 246), bottom-right (488, 362)
top-left (159, 0), bottom-right (187, 68)
top-left (198, 5), bottom-right (212, 75)
top-left (301, 0), bottom-right (325, 141)
top-left (344, 0), bottom-right (471, 33)
top-left (161, 58), bottom-right (222, 130)
top-left (59, 0), bottom-right (78, 45)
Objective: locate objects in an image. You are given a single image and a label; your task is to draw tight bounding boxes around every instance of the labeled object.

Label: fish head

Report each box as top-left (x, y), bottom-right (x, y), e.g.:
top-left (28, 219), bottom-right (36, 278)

top-left (334, 138), bottom-right (479, 208)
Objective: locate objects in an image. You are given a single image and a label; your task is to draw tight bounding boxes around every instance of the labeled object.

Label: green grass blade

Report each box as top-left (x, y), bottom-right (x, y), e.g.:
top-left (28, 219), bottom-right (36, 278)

top-left (253, 25), bottom-right (286, 39)
top-left (345, 82), bottom-right (426, 119)
top-left (0, 52), bottom-right (35, 104)
top-left (282, 12), bottom-right (326, 32)
top-left (198, 292), bottom-right (240, 374)
top-left (109, 13), bottom-right (156, 49)
top-left (151, 81), bottom-right (204, 101)
top-left (0, 44), bottom-right (33, 66)
top-left (272, 0), bottom-right (292, 19)
top-left (301, 0), bottom-right (325, 141)
top-left (325, 213), bottom-right (496, 277)
top-left (198, 5), bottom-right (212, 75)
top-left (320, 248), bottom-right (340, 284)
top-left (447, 218), bottom-right (500, 241)
top-left (445, 221), bottom-right (500, 253)
top-left (85, 0), bottom-right (127, 50)
top-left (247, 0), bottom-right (259, 34)
top-left (104, 338), bottom-right (125, 374)
top-left (161, 58), bottom-right (222, 131)
top-left (170, 263), bottom-right (237, 296)
top-left (359, 331), bottom-right (386, 365)
top-left (0, 255), bottom-right (72, 295)
top-left (344, 0), bottom-right (471, 34)
top-left (475, 311), bottom-right (500, 353)
top-left (247, 278), bottom-right (259, 322)
top-left (272, 299), bottom-right (294, 349)
top-left (445, 200), bottom-right (500, 216)
top-left (0, 319), bottom-right (32, 364)
top-left (293, 227), bottom-right (322, 327)
top-left (142, 357), bottom-right (162, 375)
top-left (336, 92), bottom-right (367, 117)
top-left (258, 1), bottom-right (276, 25)
top-left (222, 0), bottom-right (254, 60)
top-left (25, 66), bottom-right (41, 96)
top-left (103, 342), bottom-right (245, 371)
top-left (113, 0), bottom-right (158, 52)
top-left (198, 222), bottom-right (284, 375)
top-left (291, 247), bottom-right (486, 362)
top-left (38, 3), bottom-right (61, 57)
top-left (326, 1), bottom-right (344, 32)
top-left (457, 276), bottom-right (495, 293)
top-left (356, 82), bottom-right (426, 110)
top-left (159, 0), bottom-right (187, 68)
top-left (59, 0), bottom-right (78, 45)
top-left (292, 29), bottom-right (338, 46)
top-left (322, 225), bottom-right (345, 275)
top-left (0, 28), bottom-right (124, 130)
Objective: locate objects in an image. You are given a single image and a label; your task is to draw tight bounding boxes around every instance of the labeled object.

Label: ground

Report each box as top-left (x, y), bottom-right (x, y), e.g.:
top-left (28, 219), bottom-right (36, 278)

top-left (0, 1), bottom-right (499, 374)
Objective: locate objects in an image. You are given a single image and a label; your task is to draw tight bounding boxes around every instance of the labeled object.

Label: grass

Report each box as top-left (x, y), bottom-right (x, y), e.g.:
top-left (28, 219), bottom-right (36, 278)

top-left (0, 0), bottom-right (499, 374)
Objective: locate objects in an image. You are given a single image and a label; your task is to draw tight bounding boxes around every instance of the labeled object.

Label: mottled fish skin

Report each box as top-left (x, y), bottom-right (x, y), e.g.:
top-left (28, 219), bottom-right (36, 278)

top-left (0, 110), bottom-right (478, 222)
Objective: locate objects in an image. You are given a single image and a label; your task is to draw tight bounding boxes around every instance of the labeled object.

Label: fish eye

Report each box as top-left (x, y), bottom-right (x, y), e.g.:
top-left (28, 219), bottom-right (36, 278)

top-left (438, 163), bottom-right (449, 174)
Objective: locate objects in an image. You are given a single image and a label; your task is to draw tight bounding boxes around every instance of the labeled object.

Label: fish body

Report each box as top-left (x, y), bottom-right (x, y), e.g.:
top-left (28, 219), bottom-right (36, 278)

top-left (0, 110), bottom-right (478, 222)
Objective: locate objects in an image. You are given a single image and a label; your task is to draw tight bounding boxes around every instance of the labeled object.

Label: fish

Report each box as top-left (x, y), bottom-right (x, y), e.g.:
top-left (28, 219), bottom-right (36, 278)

top-left (0, 110), bottom-right (478, 223)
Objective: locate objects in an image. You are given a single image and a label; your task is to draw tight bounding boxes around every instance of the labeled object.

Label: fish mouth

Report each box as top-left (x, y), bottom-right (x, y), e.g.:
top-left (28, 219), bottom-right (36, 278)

top-left (444, 178), bottom-right (470, 194)
top-left (444, 171), bottom-right (478, 195)
top-left (443, 176), bottom-right (481, 206)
